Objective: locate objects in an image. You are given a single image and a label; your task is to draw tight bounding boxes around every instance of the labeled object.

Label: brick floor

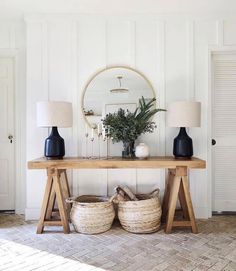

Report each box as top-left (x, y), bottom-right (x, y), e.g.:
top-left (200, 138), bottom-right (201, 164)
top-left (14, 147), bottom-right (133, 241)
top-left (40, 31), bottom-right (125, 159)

top-left (0, 215), bottom-right (236, 271)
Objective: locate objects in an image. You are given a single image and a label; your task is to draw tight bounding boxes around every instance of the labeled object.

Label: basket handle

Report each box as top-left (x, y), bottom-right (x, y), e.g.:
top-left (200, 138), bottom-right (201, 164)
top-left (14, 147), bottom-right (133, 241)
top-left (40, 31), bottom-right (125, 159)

top-left (115, 185), bottom-right (138, 201)
top-left (149, 188), bottom-right (160, 197)
top-left (65, 197), bottom-right (76, 203)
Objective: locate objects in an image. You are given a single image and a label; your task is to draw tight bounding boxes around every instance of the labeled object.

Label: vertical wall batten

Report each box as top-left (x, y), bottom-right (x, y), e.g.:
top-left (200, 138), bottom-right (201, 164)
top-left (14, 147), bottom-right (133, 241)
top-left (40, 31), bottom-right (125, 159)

top-left (187, 20), bottom-right (195, 100)
top-left (217, 20), bottom-right (224, 46)
top-left (71, 20), bottom-right (79, 196)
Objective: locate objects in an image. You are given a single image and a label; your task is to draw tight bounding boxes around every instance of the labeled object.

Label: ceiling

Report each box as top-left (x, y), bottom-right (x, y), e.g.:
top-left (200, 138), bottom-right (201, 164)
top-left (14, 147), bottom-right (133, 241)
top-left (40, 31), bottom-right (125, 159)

top-left (1, 0), bottom-right (236, 19)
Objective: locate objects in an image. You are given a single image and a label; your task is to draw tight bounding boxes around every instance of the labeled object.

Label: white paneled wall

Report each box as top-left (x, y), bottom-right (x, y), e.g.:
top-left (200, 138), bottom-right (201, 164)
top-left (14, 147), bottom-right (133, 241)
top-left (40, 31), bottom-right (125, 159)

top-left (24, 14), bottom-right (236, 219)
top-left (0, 22), bottom-right (16, 49)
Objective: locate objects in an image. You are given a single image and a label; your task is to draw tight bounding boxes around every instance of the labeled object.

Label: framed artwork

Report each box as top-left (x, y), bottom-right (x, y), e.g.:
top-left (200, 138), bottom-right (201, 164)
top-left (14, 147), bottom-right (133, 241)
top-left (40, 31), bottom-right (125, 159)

top-left (104, 103), bottom-right (137, 115)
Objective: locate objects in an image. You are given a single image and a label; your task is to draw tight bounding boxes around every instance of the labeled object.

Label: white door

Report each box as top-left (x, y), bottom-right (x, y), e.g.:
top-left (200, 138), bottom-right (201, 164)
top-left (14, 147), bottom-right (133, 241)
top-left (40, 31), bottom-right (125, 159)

top-left (0, 57), bottom-right (15, 210)
top-left (212, 52), bottom-right (236, 212)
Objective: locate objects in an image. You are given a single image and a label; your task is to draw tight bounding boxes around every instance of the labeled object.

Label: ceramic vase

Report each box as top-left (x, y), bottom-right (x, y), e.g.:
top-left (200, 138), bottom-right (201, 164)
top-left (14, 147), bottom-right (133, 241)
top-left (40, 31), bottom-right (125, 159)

top-left (135, 143), bottom-right (149, 159)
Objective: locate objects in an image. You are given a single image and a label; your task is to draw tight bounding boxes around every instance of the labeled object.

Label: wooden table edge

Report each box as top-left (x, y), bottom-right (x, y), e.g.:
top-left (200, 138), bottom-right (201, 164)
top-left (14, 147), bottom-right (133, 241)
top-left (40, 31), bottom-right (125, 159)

top-left (28, 157), bottom-right (206, 170)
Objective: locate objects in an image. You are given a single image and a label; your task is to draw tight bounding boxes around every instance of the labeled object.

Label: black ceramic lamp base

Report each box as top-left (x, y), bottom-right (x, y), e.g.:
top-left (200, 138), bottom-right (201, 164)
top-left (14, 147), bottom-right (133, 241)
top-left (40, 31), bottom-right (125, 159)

top-left (173, 127), bottom-right (193, 159)
top-left (44, 127), bottom-right (65, 160)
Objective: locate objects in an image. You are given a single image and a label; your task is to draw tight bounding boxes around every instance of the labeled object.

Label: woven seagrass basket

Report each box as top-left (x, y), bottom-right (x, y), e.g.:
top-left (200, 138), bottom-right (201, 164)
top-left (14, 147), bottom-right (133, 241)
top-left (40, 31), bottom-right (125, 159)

top-left (117, 189), bottom-right (162, 233)
top-left (66, 195), bottom-right (115, 234)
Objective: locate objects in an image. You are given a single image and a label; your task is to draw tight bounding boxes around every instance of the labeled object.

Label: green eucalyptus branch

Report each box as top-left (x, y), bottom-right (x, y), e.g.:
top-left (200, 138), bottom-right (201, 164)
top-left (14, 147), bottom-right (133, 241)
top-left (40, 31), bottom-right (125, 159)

top-left (102, 97), bottom-right (166, 143)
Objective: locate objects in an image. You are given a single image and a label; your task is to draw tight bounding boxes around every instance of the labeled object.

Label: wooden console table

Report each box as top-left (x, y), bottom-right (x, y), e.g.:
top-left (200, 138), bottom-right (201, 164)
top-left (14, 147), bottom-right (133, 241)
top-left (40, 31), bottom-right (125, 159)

top-left (28, 156), bottom-right (206, 234)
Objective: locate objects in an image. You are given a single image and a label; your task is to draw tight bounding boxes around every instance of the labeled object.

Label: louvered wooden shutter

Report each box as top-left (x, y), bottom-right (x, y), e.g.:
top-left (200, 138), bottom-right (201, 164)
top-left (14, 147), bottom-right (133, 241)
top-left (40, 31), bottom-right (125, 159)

top-left (213, 52), bottom-right (236, 212)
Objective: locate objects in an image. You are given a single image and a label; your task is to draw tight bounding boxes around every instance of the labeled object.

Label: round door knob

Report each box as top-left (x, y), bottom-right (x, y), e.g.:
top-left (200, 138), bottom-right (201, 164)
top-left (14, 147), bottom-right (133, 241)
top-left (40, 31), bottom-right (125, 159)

top-left (212, 139), bottom-right (216, 146)
top-left (8, 135), bottom-right (13, 143)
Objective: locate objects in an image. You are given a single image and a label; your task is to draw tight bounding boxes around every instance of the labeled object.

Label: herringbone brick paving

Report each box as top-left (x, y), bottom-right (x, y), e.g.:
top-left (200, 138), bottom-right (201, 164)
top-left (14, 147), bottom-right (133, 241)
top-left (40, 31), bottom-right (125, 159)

top-left (0, 215), bottom-right (236, 271)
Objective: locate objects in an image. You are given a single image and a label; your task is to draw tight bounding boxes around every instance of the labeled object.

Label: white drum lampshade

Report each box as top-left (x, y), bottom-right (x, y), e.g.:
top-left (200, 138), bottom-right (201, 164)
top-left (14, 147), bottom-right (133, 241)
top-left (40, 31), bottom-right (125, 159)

top-left (167, 101), bottom-right (201, 128)
top-left (37, 101), bottom-right (73, 159)
top-left (167, 101), bottom-right (201, 159)
top-left (37, 101), bottom-right (72, 127)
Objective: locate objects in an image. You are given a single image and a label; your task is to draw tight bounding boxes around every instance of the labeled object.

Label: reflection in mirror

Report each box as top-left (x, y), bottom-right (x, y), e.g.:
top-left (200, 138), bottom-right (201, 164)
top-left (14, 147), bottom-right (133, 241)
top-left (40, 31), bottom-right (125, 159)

top-left (82, 66), bottom-right (155, 130)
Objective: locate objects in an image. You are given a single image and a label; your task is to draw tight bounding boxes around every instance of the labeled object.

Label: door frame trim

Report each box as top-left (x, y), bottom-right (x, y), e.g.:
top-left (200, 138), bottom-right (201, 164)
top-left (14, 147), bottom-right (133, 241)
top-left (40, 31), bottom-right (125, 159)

top-left (208, 46), bottom-right (236, 216)
top-left (0, 49), bottom-right (25, 214)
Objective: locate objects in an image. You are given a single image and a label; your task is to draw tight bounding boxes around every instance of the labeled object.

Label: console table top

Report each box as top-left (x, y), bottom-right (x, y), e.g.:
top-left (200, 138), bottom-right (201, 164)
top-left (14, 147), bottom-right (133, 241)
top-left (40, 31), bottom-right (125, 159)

top-left (28, 156), bottom-right (206, 169)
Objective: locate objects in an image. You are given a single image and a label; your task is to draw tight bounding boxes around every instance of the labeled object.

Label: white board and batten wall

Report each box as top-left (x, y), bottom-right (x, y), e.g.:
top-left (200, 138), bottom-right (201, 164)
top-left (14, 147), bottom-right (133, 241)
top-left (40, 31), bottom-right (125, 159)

top-left (24, 14), bottom-right (236, 220)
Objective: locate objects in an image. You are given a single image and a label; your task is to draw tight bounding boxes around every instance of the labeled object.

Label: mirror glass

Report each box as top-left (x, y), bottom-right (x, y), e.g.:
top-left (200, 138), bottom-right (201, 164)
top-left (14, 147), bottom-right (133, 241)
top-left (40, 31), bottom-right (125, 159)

top-left (82, 66), bottom-right (155, 129)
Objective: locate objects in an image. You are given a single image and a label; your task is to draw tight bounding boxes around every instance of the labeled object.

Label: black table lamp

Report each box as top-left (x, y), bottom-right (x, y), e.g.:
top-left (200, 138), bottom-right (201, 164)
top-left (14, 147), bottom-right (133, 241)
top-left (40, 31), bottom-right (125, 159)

top-left (167, 101), bottom-right (201, 159)
top-left (37, 101), bottom-right (73, 159)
